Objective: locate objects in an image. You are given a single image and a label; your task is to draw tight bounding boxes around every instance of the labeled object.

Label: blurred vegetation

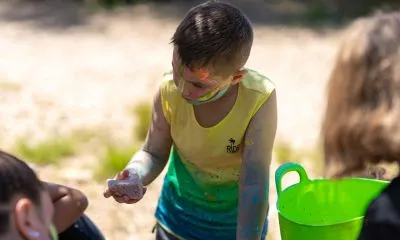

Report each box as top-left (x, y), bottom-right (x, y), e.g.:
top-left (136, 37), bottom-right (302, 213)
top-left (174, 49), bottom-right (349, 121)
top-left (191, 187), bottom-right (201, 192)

top-left (298, 0), bottom-right (400, 26)
top-left (327, 0), bottom-right (399, 18)
top-left (13, 128), bottom-right (104, 166)
top-left (0, 81), bottom-right (21, 92)
top-left (11, 100), bottom-right (153, 180)
top-left (86, 0), bottom-right (171, 9)
top-left (95, 143), bottom-right (140, 180)
top-left (274, 141), bottom-right (324, 176)
top-left (15, 136), bottom-right (76, 165)
top-left (274, 141), bottom-right (298, 165)
top-left (84, 0), bottom-right (400, 24)
top-left (73, 0), bottom-right (400, 31)
top-left (94, 0), bottom-right (143, 9)
top-left (95, 101), bottom-right (152, 180)
top-left (131, 102), bottom-right (152, 142)
top-left (299, 1), bottom-right (338, 25)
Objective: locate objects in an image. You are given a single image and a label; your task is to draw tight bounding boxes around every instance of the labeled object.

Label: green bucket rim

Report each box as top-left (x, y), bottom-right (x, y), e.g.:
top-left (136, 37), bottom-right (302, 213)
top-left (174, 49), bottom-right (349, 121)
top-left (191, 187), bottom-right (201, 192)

top-left (275, 162), bottom-right (389, 227)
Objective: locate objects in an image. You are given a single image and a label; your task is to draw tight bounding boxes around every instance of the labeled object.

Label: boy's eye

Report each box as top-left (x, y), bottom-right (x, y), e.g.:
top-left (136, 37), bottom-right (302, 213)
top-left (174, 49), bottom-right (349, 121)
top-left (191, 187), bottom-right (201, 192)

top-left (192, 83), bottom-right (205, 89)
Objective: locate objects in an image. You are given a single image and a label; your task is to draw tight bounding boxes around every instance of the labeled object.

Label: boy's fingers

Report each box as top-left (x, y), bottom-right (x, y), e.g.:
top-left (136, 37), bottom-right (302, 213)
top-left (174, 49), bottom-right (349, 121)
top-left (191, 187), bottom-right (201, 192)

top-left (113, 195), bottom-right (136, 204)
top-left (104, 178), bottom-right (117, 198)
top-left (116, 170), bottom-right (129, 180)
top-left (113, 196), bottom-right (141, 204)
top-left (114, 196), bottom-right (126, 203)
top-left (122, 169), bottom-right (130, 178)
top-left (103, 188), bottom-right (112, 198)
top-left (108, 188), bottom-right (145, 204)
top-left (125, 199), bottom-right (140, 204)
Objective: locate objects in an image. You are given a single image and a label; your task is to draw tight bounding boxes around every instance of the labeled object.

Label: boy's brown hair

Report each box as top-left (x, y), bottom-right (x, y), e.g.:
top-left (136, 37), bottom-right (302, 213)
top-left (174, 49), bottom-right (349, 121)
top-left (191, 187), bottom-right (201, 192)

top-left (0, 150), bottom-right (44, 235)
top-left (323, 12), bottom-right (400, 178)
top-left (172, 0), bottom-right (253, 78)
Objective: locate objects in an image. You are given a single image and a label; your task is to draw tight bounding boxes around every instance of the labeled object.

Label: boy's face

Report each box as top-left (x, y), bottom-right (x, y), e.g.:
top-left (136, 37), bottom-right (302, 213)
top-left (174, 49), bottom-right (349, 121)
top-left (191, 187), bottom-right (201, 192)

top-left (172, 48), bottom-right (243, 103)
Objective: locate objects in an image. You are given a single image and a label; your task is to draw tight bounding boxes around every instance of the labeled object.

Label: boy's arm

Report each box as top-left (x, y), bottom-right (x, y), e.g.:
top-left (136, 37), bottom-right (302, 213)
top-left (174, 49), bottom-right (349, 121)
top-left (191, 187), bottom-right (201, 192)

top-left (237, 90), bottom-right (277, 240)
top-left (43, 181), bottom-right (89, 233)
top-left (125, 87), bottom-right (173, 186)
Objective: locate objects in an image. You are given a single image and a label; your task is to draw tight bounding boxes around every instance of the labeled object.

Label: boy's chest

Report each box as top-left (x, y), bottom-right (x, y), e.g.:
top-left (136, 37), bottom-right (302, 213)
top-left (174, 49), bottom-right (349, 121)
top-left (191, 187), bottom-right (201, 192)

top-left (171, 106), bottom-right (251, 170)
top-left (169, 84), bottom-right (258, 170)
top-left (172, 123), bottom-right (245, 172)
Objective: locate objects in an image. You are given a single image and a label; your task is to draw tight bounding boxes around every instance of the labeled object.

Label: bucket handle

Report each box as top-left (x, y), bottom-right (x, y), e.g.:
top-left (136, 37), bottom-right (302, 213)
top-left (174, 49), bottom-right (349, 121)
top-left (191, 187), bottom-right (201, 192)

top-left (275, 162), bottom-right (310, 198)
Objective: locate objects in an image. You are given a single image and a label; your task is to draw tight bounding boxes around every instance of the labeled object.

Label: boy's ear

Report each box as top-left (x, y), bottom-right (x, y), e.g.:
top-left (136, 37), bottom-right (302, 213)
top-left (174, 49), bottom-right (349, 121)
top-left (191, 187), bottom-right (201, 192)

top-left (14, 198), bottom-right (40, 239)
top-left (231, 70), bottom-right (247, 85)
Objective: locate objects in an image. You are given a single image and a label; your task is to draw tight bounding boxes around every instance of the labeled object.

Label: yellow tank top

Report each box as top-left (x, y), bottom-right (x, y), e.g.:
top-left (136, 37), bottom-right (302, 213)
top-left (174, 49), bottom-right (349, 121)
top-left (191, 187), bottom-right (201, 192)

top-left (155, 69), bottom-right (275, 240)
top-left (160, 69), bottom-right (275, 183)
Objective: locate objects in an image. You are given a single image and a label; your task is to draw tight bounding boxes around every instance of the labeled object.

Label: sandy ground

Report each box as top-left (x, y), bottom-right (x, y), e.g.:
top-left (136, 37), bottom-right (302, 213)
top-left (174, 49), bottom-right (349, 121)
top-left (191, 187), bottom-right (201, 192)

top-left (0, 1), bottom-right (343, 239)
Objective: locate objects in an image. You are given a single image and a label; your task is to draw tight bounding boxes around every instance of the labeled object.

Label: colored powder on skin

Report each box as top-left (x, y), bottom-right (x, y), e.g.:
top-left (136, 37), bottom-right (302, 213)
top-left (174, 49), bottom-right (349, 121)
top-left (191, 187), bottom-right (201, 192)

top-left (196, 68), bottom-right (210, 80)
top-left (107, 178), bottom-right (144, 199)
top-left (245, 139), bottom-right (254, 146)
top-left (252, 194), bottom-right (261, 204)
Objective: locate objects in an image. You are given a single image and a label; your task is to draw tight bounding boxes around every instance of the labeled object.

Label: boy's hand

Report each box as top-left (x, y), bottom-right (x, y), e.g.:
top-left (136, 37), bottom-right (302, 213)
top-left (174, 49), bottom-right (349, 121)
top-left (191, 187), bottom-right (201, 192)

top-left (103, 170), bottom-right (147, 204)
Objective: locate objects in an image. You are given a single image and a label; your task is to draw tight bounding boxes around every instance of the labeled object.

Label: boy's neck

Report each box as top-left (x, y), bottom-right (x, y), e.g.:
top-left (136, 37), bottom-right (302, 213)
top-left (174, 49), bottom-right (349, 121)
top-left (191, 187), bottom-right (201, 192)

top-left (216, 83), bottom-right (239, 102)
top-left (192, 82), bottom-right (239, 128)
top-left (194, 83), bottom-right (239, 108)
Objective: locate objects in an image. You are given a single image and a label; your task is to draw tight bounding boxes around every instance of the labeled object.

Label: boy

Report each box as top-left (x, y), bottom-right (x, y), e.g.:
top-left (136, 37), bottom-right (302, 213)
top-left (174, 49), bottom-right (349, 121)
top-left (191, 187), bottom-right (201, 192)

top-left (104, 1), bottom-right (277, 239)
top-left (0, 150), bottom-right (104, 240)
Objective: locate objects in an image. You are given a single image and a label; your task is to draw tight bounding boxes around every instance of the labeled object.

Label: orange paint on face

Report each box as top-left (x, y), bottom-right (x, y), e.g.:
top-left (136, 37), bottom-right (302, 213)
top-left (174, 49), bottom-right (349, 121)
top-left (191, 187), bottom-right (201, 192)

top-left (196, 68), bottom-right (210, 81)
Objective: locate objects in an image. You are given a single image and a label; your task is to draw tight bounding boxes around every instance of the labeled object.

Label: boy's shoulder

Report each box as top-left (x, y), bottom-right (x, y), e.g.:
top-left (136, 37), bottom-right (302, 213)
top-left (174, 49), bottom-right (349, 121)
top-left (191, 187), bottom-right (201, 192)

top-left (160, 71), bottom-right (176, 91)
top-left (241, 69), bottom-right (275, 96)
top-left (161, 70), bottom-right (174, 83)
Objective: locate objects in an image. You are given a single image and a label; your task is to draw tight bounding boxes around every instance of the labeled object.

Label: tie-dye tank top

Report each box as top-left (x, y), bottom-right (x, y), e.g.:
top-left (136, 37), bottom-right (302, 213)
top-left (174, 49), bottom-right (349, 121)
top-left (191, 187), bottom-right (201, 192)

top-left (155, 69), bottom-right (275, 240)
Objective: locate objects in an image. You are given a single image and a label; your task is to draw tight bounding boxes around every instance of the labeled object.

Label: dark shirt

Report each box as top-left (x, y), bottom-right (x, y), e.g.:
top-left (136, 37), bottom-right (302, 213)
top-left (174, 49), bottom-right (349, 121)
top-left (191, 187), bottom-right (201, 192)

top-left (358, 176), bottom-right (400, 240)
top-left (59, 215), bottom-right (105, 240)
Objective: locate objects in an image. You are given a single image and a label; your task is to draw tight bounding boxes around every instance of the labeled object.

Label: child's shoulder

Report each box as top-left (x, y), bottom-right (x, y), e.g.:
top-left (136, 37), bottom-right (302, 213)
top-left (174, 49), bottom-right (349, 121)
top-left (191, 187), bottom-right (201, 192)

top-left (241, 69), bottom-right (275, 96)
top-left (159, 71), bottom-right (177, 92)
top-left (161, 70), bottom-right (174, 84)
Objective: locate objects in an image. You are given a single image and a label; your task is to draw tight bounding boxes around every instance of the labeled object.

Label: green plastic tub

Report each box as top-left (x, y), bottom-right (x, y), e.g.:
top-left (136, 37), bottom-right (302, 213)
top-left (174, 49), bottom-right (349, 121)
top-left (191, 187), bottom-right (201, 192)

top-left (275, 162), bottom-right (389, 240)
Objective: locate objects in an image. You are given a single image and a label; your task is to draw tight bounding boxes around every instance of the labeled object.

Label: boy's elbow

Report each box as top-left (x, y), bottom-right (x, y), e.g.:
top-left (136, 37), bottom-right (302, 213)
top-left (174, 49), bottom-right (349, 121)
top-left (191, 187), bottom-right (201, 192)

top-left (78, 194), bottom-right (89, 212)
top-left (73, 189), bottom-right (89, 212)
top-left (65, 187), bottom-right (89, 213)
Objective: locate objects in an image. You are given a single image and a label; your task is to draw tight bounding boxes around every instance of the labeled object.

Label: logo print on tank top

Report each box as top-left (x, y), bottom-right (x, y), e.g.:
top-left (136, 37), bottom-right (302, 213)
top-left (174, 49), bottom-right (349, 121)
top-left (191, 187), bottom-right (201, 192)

top-left (226, 138), bottom-right (240, 153)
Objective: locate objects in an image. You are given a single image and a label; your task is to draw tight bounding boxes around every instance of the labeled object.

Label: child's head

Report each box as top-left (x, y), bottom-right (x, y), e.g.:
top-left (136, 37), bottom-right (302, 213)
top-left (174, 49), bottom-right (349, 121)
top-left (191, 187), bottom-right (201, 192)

top-left (322, 12), bottom-right (400, 177)
top-left (0, 151), bottom-right (56, 240)
top-left (171, 0), bottom-right (253, 104)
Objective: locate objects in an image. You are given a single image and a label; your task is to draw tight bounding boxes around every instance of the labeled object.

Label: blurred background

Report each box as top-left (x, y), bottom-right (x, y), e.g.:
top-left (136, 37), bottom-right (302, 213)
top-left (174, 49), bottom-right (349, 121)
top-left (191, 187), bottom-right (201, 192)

top-left (1, 0), bottom-right (399, 239)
